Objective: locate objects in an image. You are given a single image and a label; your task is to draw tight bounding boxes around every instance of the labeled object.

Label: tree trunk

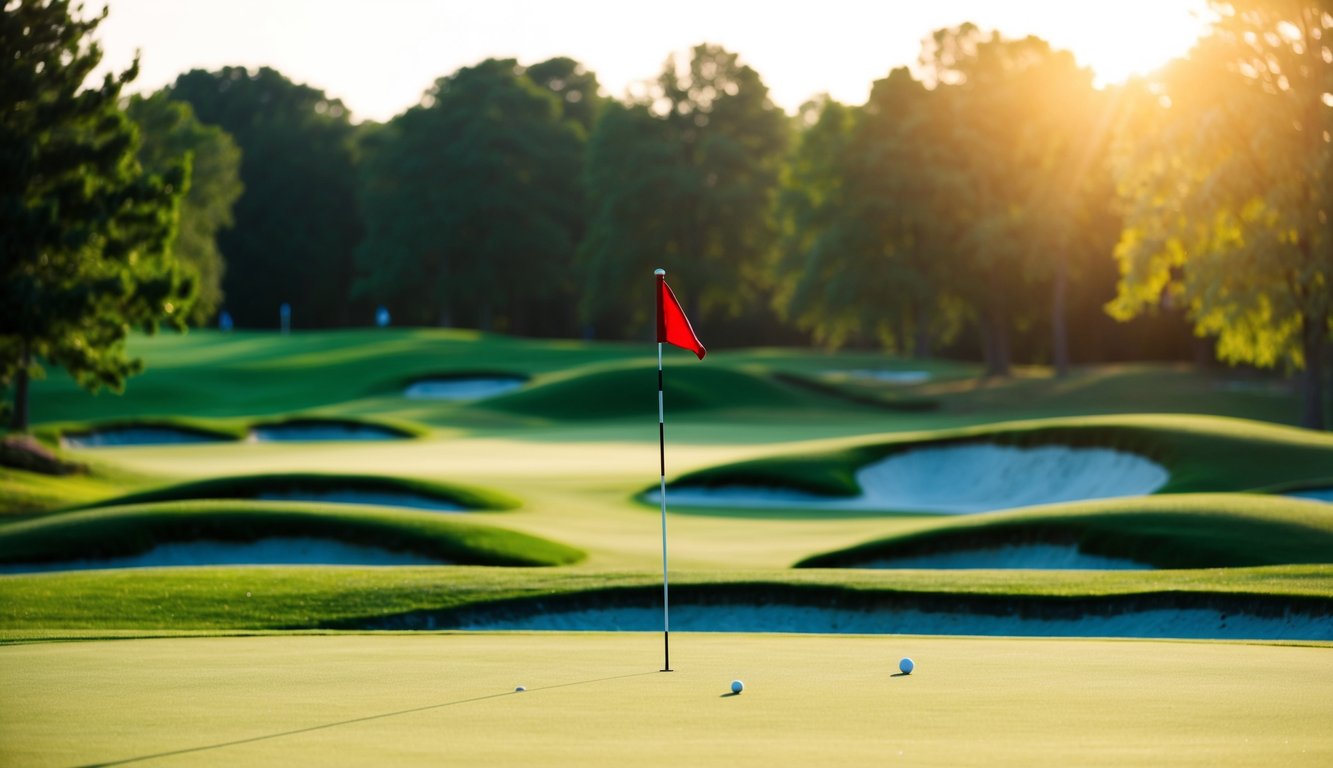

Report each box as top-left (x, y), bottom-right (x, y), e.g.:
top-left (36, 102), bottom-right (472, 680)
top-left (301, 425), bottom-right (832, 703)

top-left (978, 321), bottom-right (996, 377)
top-left (984, 305), bottom-right (1012, 378)
top-left (913, 304), bottom-right (932, 359)
top-left (1051, 255), bottom-right (1070, 378)
top-left (10, 346), bottom-right (31, 433)
top-left (1300, 311), bottom-right (1328, 430)
top-left (437, 307), bottom-right (452, 328)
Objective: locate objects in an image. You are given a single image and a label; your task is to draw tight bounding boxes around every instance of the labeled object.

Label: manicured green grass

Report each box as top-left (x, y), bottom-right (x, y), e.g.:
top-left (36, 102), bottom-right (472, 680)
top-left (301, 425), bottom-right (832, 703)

top-left (1, 633), bottom-right (1330, 767)
top-left (478, 361), bottom-right (867, 421)
top-left (796, 494), bottom-right (1333, 568)
top-left (668, 414), bottom-right (1333, 498)
top-left (2, 564), bottom-right (1328, 631)
top-left (13, 330), bottom-right (1314, 434)
top-left (72, 472), bottom-right (521, 512)
top-left (0, 501), bottom-right (584, 569)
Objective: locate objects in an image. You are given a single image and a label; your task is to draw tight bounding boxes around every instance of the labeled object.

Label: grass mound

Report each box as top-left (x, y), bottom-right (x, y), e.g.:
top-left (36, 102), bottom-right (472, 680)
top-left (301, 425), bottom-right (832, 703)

top-left (247, 416), bottom-right (422, 441)
top-left (74, 473), bottom-right (520, 512)
top-left (0, 501), bottom-right (584, 569)
top-left (1, 564), bottom-right (1327, 632)
top-left (479, 362), bottom-right (861, 420)
top-left (795, 494), bottom-right (1333, 569)
top-left (665, 415), bottom-right (1333, 500)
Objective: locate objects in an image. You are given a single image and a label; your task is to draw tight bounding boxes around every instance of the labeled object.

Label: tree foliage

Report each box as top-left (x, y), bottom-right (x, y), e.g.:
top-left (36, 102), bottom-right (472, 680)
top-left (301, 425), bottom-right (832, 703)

top-left (353, 58), bottom-right (586, 333)
top-left (169, 66), bottom-right (362, 328)
top-left (773, 72), bottom-right (968, 355)
top-left (1109, 0), bottom-right (1331, 427)
top-left (578, 44), bottom-right (789, 337)
top-left (126, 91), bottom-right (243, 325)
top-left (1, 0), bottom-right (192, 431)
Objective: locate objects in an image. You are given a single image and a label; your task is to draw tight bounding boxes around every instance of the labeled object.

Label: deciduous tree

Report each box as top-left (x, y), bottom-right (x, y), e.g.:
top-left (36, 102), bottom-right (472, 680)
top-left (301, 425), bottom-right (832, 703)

top-left (127, 91), bottom-right (243, 325)
top-left (1109, 0), bottom-right (1331, 428)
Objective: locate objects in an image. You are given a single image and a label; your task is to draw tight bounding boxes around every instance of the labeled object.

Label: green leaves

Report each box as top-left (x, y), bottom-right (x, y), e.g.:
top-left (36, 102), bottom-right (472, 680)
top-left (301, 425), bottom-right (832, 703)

top-left (1, 0), bottom-right (193, 430)
top-left (1110, 0), bottom-right (1331, 426)
top-left (353, 58), bottom-right (587, 335)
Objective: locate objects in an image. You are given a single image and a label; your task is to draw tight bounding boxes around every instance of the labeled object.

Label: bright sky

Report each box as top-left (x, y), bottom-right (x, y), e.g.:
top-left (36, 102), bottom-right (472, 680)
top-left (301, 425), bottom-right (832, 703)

top-left (93, 0), bottom-right (1216, 123)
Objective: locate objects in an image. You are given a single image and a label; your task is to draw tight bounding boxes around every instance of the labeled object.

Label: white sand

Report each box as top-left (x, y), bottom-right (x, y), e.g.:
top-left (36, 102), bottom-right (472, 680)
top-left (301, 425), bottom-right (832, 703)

top-left (1285, 488), bottom-right (1333, 503)
top-left (840, 370), bottom-right (932, 384)
top-left (0, 538), bottom-right (445, 573)
top-left (254, 490), bottom-right (465, 511)
top-left (859, 543), bottom-right (1153, 570)
top-left (455, 604), bottom-right (1331, 641)
top-left (654, 444), bottom-right (1169, 514)
top-left (248, 424), bottom-right (406, 442)
top-left (62, 428), bottom-right (227, 448)
top-left (404, 378), bottom-right (525, 400)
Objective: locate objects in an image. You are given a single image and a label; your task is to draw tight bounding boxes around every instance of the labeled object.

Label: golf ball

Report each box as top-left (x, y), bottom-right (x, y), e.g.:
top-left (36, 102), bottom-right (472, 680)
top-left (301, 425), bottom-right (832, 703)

top-left (899, 657), bottom-right (915, 675)
top-left (515, 685), bottom-right (526, 692)
top-left (730, 680), bottom-right (744, 694)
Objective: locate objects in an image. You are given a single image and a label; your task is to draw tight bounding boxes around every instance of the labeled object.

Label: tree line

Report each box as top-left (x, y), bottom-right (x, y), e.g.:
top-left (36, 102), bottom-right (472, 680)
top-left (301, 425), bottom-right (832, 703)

top-left (2, 0), bottom-right (1329, 429)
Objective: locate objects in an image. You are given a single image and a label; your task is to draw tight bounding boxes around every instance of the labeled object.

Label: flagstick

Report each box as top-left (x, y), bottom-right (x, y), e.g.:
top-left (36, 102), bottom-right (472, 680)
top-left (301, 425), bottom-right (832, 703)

top-left (657, 338), bottom-right (672, 672)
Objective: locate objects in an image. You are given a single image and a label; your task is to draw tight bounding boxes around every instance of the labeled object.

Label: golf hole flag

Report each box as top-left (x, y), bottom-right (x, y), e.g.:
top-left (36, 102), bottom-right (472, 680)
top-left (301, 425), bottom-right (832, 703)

top-left (656, 271), bottom-right (706, 360)
top-left (653, 268), bottom-right (704, 673)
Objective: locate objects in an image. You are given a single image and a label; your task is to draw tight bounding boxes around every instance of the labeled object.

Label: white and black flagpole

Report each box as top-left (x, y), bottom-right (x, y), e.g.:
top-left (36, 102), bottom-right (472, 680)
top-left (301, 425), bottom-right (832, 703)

top-left (654, 267), bottom-right (672, 672)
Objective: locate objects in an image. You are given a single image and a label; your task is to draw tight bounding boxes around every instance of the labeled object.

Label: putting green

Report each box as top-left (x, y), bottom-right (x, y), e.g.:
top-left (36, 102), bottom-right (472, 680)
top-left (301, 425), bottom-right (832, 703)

top-left (1, 633), bottom-right (1329, 767)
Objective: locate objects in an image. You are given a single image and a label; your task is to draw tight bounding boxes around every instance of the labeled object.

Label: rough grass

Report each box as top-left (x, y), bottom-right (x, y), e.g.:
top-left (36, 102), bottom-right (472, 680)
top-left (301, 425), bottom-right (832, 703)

top-left (71, 473), bottom-right (521, 512)
top-left (0, 501), bottom-right (584, 568)
top-left (795, 494), bottom-right (1333, 568)
top-left (1, 564), bottom-right (1328, 632)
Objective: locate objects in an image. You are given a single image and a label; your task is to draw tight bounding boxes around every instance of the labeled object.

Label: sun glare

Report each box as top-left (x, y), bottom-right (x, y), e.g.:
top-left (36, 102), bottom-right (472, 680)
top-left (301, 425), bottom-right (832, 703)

top-left (1072, 4), bottom-right (1219, 85)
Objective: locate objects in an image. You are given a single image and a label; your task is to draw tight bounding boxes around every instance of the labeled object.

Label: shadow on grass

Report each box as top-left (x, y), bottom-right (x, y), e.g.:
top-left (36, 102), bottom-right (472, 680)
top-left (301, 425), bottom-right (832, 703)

top-left (77, 670), bottom-right (659, 767)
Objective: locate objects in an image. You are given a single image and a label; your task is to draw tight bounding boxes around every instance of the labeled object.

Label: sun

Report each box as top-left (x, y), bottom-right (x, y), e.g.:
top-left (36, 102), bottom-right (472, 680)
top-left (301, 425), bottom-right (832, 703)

top-left (1073, 4), bottom-right (1219, 85)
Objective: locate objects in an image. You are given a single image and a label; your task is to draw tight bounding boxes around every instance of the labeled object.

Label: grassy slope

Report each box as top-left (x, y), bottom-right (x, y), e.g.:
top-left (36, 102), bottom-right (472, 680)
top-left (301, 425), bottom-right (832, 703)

top-left (2, 633), bottom-right (1331, 767)
top-left (11, 330), bottom-right (1311, 430)
top-left (668, 414), bottom-right (1333, 497)
top-left (1, 565), bottom-right (1328, 631)
top-left (796, 494), bottom-right (1333, 568)
top-left (71, 472), bottom-right (521, 512)
top-left (0, 502), bottom-right (583, 568)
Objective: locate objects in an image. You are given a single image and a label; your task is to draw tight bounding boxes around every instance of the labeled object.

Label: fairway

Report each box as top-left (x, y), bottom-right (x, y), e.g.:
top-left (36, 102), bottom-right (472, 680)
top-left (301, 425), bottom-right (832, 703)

top-left (1, 633), bottom-right (1330, 767)
top-left (4, 332), bottom-right (1332, 766)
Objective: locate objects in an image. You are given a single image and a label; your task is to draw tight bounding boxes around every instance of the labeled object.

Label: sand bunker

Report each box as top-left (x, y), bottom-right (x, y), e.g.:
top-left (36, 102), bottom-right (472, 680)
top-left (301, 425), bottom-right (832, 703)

top-left (248, 423), bottom-right (407, 442)
top-left (451, 604), bottom-right (1329, 641)
top-left (253, 489), bottom-right (465, 511)
top-left (404, 377), bottom-right (525, 400)
top-left (62, 428), bottom-right (229, 448)
top-left (0, 537), bottom-right (445, 573)
top-left (1285, 488), bottom-right (1333, 503)
top-left (840, 370), bottom-right (932, 384)
top-left (657, 444), bottom-right (1169, 514)
top-left (857, 543), bottom-right (1153, 570)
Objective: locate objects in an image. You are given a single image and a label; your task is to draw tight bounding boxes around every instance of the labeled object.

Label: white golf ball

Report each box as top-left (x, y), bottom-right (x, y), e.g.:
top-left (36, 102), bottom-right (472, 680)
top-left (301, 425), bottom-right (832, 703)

top-left (730, 680), bottom-right (744, 694)
top-left (899, 657), bottom-right (915, 675)
top-left (515, 685), bottom-right (526, 692)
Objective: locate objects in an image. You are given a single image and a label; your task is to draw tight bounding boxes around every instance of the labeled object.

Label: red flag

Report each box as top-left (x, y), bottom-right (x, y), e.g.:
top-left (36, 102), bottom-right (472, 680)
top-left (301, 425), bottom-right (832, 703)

top-left (656, 272), bottom-right (706, 360)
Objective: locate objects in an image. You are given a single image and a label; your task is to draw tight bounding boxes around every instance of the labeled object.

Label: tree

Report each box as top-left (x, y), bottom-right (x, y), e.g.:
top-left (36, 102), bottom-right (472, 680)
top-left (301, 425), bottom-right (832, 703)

top-left (525, 56), bottom-right (604, 137)
top-left (921, 25), bottom-right (1100, 376)
top-left (126, 91), bottom-right (243, 325)
top-left (1, 0), bottom-right (193, 432)
top-left (1108, 0), bottom-right (1331, 428)
top-left (354, 58), bottom-right (585, 333)
top-left (579, 44), bottom-right (789, 337)
top-left (169, 67), bottom-right (362, 328)
top-left (773, 71), bottom-right (968, 356)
